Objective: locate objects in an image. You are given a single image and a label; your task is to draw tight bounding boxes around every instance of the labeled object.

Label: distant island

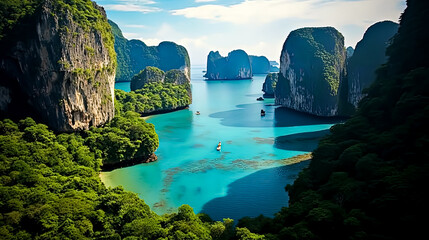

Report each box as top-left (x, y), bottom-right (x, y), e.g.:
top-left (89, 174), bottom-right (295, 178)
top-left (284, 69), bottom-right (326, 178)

top-left (109, 20), bottom-right (190, 83)
top-left (204, 50), bottom-right (275, 80)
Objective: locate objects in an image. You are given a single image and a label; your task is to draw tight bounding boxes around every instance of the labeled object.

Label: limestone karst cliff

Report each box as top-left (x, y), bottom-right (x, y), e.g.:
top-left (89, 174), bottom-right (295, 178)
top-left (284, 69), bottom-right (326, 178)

top-left (275, 27), bottom-right (347, 116)
top-left (109, 20), bottom-right (190, 83)
top-left (249, 55), bottom-right (271, 74)
top-left (345, 21), bottom-right (399, 108)
top-left (204, 50), bottom-right (252, 80)
top-left (262, 73), bottom-right (278, 98)
top-left (0, 0), bottom-right (116, 132)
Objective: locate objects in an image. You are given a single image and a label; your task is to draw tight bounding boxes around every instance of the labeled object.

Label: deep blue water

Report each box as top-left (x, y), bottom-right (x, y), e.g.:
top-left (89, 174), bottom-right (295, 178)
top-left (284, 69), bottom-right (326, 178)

top-left (101, 65), bottom-right (340, 220)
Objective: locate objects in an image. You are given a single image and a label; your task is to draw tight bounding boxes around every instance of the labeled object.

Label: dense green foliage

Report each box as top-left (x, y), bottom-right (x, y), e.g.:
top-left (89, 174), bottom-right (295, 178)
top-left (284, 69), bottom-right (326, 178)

top-left (83, 111), bottom-right (158, 166)
top-left (130, 66), bottom-right (166, 91)
top-left (0, 0), bottom-right (40, 40)
top-left (0, 0), bottom-right (116, 67)
top-left (109, 20), bottom-right (190, 82)
top-left (0, 118), bottom-right (258, 239)
top-left (115, 82), bottom-right (192, 115)
top-left (239, 1), bottom-right (429, 239)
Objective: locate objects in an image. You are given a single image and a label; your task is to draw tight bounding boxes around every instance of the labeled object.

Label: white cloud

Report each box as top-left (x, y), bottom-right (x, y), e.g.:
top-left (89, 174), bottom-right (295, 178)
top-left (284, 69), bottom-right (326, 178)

top-left (124, 24), bottom-right (147, 28)
top-left (171, 0), bottom-right (403, 27)
top-left (104, 4), bottom-right (161, 13)
top-left (103, 0), bottom-right (161, 13)
top-left (195, 0), bottom-right (217, 2)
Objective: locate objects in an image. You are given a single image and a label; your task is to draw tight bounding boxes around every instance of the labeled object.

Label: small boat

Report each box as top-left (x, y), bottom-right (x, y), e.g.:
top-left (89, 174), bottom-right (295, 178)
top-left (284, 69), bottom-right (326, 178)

top-left (216, 141), bottom-right (221, 151)
top-left (261, 109), bottom-right (266, 116)
top-left (257, 97), bottom-right (264, 101)
top-left (196, 111), bottom-right (200, 115)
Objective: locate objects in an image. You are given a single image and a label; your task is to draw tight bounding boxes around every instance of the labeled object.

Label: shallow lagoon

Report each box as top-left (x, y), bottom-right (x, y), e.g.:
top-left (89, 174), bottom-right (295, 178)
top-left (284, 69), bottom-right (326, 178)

top-left (101, 66), bottom-right (340, 221)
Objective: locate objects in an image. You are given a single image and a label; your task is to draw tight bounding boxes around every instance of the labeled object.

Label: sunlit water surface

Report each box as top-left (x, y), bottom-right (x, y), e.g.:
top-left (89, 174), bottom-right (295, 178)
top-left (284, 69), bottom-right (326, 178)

top-left (101, 66), bottom-right (340, 221)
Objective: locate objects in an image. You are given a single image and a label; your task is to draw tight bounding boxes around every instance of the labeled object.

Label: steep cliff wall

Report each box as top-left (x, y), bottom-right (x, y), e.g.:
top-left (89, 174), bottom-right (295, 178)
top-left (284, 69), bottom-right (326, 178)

top-left (109, 20), bottom-right (190, 83)
top-left (204, 50), bottom-right (252, 80)
top-left (275, 27), bottom-right (346, 116)
top-left (249, 55), bottom-right (270, 74)
top-left (0, 0), bottom-right (116, 132)
top-left (345, 21), bottom-right (399, 107)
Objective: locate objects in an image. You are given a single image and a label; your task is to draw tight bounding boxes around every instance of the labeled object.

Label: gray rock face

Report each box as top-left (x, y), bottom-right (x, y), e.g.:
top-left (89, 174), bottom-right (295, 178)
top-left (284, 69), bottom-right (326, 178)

top-left (345, 21), bottom-right (399, 108)
top-left (249, 55), bottom-right (270, 74)
top-left (275, 27), bottom-right (347, 116)
top-left (0, 0), bottom-right (116, 132)
top-left (262, 73), bottom-right (278, 98)
top-left (204, 50), bottom-right (252, 79)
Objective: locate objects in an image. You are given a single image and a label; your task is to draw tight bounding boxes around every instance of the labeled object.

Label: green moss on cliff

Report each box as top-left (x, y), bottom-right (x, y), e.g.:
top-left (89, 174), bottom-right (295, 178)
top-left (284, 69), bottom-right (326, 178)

top-left (293, 27), bottom-right (345, 95)
top-left (0, 0), bottom-right (116, 71)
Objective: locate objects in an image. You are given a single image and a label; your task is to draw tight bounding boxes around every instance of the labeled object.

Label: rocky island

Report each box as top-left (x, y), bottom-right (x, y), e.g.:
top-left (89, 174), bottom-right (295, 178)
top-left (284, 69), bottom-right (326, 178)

top-left (249, 55), bottom-right (270, 74)
top-left (262, 73), bottom-right (278, 98)
top-left (204, 50), bottom-right (252, 80)
top-left (275, 27), bottom-right (347, 116)
top-left (109, 20), bottom-right (190, 82)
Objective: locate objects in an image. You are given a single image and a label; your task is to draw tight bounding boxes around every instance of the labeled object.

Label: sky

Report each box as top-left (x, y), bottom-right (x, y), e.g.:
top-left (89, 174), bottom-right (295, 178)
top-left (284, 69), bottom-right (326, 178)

top-left (97, 0), bottom-right (406, 65)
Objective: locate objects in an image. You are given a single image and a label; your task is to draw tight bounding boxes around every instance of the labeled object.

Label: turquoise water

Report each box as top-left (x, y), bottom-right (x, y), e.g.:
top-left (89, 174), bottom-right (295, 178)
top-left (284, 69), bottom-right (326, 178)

top-left (101, 65), bottom-right (340, 221)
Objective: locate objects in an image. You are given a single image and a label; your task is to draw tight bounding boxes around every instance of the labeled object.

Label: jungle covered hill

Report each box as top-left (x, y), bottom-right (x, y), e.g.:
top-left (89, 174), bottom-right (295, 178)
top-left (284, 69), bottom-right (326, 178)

top-left (238, 0), bottom-right (429, 239)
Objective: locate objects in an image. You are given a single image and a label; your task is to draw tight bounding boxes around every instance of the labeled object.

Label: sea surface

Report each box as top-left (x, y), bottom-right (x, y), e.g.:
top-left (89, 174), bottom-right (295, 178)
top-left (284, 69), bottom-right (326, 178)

top-left (101, 65), bottom-right (341, 221)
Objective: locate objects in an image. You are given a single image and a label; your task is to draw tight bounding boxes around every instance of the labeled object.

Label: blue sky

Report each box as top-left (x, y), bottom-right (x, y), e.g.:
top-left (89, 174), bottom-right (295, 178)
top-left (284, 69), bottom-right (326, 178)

top-left (97, 0), bottom-right (406, 65)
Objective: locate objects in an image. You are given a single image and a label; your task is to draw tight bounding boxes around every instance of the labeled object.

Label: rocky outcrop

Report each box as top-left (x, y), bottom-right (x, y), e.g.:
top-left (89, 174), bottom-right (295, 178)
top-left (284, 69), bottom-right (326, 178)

top-left (345, 21), bottom-right (399, 107)
top-left (346, 46), bottom-right (354, 59)
top-left (0, 0), bottom-right (116, 132)
top-left (262, 73), bottom-right (278, 98)
top-left (249, 55), bottom-right (270, 74)
top-left (131, 67), bottom-right (191, 91)
top-left (270, 61), bottom-right (280, 72)
top-left (204, 50), bottom-right (252, 80)
top-left (131, 66), bottom-right (165, 91)
top-left (275, 27), bottom-right (347, 116)
top-left (109, 20), bottom-right (190, 82)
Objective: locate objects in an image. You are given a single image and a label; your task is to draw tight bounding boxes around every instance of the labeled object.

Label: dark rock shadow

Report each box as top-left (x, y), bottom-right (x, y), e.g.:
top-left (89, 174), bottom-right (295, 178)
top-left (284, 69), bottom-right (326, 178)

top-left (209, 103), bottom-right (276, 127)
top-left (274, 129), bottom-right (330, 152)
top-left (200, 161), bottom-right (309, 221)
top-left (274, 107), bottom-right (345, 127)
top-left (209, 104), bottom-right (345, 128)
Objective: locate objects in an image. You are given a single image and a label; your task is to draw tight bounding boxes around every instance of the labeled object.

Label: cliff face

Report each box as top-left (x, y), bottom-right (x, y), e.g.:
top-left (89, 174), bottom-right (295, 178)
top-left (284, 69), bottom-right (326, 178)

top-left (275, 27), bottom-right (347, 116)
top-left (204, 50), bottom-right (252, 80)
top-left (262, 73), bottom-right (278, 98)
top-left (109, 20), bottom-right (190, 83)
top-left (0, 0), bottom-right (116, 132)
top-left (249, 55), bottom-right (270, 74)
top-left (345, 21), bottom-right (399, 107)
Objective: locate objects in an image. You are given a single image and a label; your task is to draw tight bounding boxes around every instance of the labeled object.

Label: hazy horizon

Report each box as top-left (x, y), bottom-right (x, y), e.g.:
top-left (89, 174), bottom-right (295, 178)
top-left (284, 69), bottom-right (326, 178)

top-left (98, 0), bottom-right (406, 65)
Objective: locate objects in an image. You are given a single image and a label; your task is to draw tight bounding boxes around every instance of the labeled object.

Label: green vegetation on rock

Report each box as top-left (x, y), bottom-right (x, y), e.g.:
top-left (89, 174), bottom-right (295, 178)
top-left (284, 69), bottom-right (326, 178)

top-left (115, 82), bottom-right (191, 116)
top-left (131, 66), bottom-right (166, 91)
top-left (275, 27), bottom-right (346, 116)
